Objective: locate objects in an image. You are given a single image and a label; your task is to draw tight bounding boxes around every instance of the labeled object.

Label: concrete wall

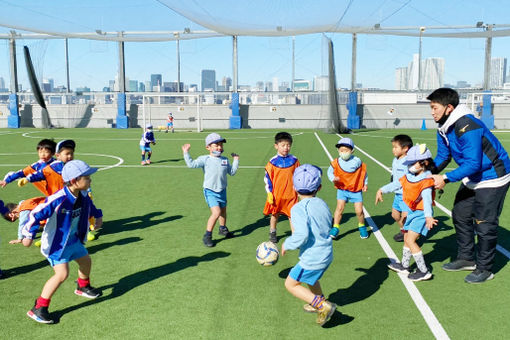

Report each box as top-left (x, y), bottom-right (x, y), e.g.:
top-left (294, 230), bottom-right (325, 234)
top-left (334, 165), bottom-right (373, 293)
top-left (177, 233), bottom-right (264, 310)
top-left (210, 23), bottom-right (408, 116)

top-left (1, 102), bottom-right (510, 130)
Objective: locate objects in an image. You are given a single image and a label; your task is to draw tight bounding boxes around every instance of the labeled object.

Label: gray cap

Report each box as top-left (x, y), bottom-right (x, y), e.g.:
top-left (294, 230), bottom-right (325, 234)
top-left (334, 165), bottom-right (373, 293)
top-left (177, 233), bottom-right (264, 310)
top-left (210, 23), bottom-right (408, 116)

top-left (293, 164), bottom-right (322, 193)
top-left (335, 137), bottom-right (354, 149)
top-left (205, 133), bottom-right (226, 146)
top-left (62, 160), bottom-right (97, 182)
top-left (403, 144), bottom-right (432, 165)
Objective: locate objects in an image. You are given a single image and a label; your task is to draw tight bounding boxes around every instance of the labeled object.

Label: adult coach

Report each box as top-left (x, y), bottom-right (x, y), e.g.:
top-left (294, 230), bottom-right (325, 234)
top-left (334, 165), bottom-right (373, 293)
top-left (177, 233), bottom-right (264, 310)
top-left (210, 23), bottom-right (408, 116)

top-left (428, 88), bottom-right (510, 284)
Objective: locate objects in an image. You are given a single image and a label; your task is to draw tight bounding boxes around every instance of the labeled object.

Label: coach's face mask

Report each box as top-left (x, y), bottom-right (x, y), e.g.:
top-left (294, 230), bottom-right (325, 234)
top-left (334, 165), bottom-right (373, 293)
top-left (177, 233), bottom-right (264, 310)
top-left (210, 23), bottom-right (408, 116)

top-left (339, 152), bottom-right (352, 161)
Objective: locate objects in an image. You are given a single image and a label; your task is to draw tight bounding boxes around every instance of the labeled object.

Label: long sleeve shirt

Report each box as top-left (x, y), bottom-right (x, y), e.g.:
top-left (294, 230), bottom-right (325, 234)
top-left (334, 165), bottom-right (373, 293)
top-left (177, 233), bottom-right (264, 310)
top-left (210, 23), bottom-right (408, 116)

top-left (3, 158), bottom-right (55, 184)
top-left (327, 156), bottom-right (368, 186)
top-left (283, 197), bottom-right (333, 270)
top-left (184, 153), bottom-right (239, 192)
top-left (379, 156), bottom-right (408, 194)
top-left (140, 131), bottom-right (156, 147)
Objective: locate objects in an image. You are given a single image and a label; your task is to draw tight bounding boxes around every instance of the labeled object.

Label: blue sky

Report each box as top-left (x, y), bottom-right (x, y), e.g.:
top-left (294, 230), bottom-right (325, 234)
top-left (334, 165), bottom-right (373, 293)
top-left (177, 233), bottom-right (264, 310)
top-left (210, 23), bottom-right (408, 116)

top-left (1, 0), bottom-right (510, 91)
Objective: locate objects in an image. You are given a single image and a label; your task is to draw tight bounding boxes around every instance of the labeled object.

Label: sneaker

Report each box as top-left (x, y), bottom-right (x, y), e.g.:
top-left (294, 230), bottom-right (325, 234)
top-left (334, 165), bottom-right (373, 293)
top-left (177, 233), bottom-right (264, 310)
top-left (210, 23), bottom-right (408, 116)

top-left (408, 269), bottom-right (432, 282)
top-left (165, 130), bottom-right (168, 133)
top-left (146, 159), bottom-right (151, 165)
top-left (329, 227), bottom-right (340, 239)
top-left (303, 304), bottom-right (318, 313)
top-left (359, 226), bottom-right (369, 239)
top-left (393, 231), bottom-right (404, 242)
top-left (387, 262), bottom-right (410, 274)
top-left (464, 269), bottom-right (494, 284)
top-left (75, 283), bottom-right (102, 299)
top-left (316, 301), bottom-right (336, 326)
top-left (442, 259), bottom-right (476, 272)
top-left (87, 232), bottom-right (96, 241)
top-left (27, 301), bottom-right (54, 324)
top-left (269, 231), bottom-right (278, 243)
top-left (34, 240), bottom-right (42, 247)
top-left (203, 234), bottom-right (215, 247)
top-left (141, 161), bottom-right (146, 166)
top-left (218, 226), bottom-right (234, 238)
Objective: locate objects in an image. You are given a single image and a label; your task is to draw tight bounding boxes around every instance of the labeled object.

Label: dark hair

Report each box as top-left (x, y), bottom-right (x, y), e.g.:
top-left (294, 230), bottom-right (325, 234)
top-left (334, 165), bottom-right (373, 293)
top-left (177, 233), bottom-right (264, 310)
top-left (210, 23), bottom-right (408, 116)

top-left (274, 132), bottom-right (293, 144)
top-left (419, 158), bottom-right (437, 172)
top-left (2, 202), bottom-right (17, 222)
top-left (37, 139), bottom-right (56, 153)
top-left (426, 88), bottom-right (459, 108)
top-left (391, 134), bottom-right (413, 150)
top-left (56, 139), bottom-right (76, 153)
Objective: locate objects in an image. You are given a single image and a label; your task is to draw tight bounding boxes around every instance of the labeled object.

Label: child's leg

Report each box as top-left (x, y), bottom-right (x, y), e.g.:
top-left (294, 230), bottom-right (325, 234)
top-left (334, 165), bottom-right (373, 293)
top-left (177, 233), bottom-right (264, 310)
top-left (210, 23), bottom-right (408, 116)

top-left (40, 263), bottom-right (69, 300)
top-left (206, 206), bottom-right (222, 232)
top-left (333, 200), bottom-right (346, 225)
top-left (75, 254), bottom-right (92, 280)
top-left (147, 151), bottom-right (152, 160)
top-left (354, 202), bottom-right (365, 225)
top-left (391, 208), bottom-right (402, 226)
top-left (404, 231), bottom-right (428, 273)
top-left (284, 276), bottom-right (316, 304)
top-left (218, 206), bottom-right (227, 227)
top-left (270, 213), bottom-right (279, 231)
top-left (400, 211), bottom-right (408, 226)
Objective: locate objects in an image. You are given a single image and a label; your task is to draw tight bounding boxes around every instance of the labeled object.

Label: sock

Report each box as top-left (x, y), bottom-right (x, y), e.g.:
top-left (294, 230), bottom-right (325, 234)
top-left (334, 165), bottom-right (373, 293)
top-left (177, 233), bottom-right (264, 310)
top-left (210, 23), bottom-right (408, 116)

top-left (413, 251), bottom-right (428, 273)
top-left (269, 228), bottom-right (276, 233)
top-left (219, 225), bottom-right (226, 230)
top-left (401, 247), bottom-right (412, 268)
top-left (205, 231), bottom-right (212, 237)
top-left (147, 154), bottom-right (151, 160)
top-left (36, 296), bottom-right (51, 308)
top-left (333, 224), bottom-right (340, 229)
top-left (310, 295), bottom-right (325, 310)
top-left (141, 155), bottom-right (145, 161)
top-left (77, 277), bottom-right (90, 288)
top-left (358, 223), bottom-right (365, 228)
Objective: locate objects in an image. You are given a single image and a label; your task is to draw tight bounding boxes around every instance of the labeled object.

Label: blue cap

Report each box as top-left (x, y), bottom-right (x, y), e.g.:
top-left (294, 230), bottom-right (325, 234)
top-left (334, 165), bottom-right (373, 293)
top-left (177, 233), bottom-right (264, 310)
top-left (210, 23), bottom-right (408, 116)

top-left (293, 164), bottom-right (322, 194)
top-left (56, 139), bottom-right (76, 153)
top-left (335, 137), bottom-right (354, 150)
top-left (62, 160), bottom-right (98, 182)
top-left (205, 133), bottom-right (226, 146)
top-left (403, 144), bottom-right (432, 165)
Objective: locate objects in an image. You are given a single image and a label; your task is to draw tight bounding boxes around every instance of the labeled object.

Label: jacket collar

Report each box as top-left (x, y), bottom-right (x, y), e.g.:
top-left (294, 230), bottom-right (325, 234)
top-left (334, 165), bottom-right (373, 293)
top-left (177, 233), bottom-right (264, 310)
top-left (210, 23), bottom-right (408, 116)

top-left (437, 104), bottom-right (472, 144)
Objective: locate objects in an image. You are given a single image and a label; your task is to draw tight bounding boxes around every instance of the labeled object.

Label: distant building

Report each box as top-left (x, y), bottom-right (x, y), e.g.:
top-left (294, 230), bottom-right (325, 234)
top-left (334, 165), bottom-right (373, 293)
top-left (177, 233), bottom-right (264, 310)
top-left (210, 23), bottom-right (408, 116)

top-left (265, 81), bottom-right (273, 92)
top-left (421, 57), bottom-right (444, 90)
top-left (279, 81), bottom-right (290, 92)
top-left (293, 79), bottom-right (311, 91)
top-left (201, 70), bottom-right (216, 91)
top-left (489, 57), bottom-right (507, 89)
top-left (42, 78), bottom-right (54, 92)
top-left (144, 81), bottom-right (151, 92)
top-left (138, 82), bottom-right (145, 92)
top-left (255, 81), bottom-right (264, 91)
top-left (151, 74), bottom-right (162, 91)
top-left (128, 80), bottom-right (138, 92)
top-left (395, 67), bottom-right (408, 90)
top-left (0, 76), bottom-right (5, 90)
top-left (314, 76), bottom-right (328, 91)
top-left (397, 54), bottom-right (444, 90)
top-left (456, 80), bottom-right (471, 88)
top-left (222, 76), bottom-right (232, 91)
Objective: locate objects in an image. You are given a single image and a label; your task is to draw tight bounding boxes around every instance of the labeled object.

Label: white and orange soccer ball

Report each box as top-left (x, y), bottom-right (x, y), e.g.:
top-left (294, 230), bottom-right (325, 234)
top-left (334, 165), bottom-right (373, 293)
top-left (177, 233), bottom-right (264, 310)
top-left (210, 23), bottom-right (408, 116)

top-left (256, 241), bottom-right (279, 266)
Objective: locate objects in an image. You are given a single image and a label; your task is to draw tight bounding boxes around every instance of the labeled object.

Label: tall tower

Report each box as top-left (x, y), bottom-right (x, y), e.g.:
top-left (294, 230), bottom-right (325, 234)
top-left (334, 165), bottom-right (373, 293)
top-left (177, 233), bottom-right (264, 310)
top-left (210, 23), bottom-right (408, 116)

top-left (201, 70), bottom-right (216, 91)
top-left (489, 57), bottom-right (507, 89)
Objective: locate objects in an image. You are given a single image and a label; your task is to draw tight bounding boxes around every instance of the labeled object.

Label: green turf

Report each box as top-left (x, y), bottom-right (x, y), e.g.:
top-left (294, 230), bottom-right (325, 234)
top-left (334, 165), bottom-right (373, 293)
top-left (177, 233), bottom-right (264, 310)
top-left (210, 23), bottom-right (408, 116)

top-left (0, 128), bottom-right (509, 339)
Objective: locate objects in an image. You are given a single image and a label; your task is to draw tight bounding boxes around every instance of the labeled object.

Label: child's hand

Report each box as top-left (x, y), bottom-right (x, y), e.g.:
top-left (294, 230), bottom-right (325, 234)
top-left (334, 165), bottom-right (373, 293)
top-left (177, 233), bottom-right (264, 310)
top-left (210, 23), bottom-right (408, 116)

top-left (152, 142), bottom-right (156, 145)
top-left (9, 239), bottom-right (22, 244)
top-left (362, 185), bottom-right (368, 192)
top-left (93, 217), bottom-right (103, 231)
top-left (182, 144), bottom-right (191, 153)
top-left (425, 217), bottom-right (438, 230)
top-left (266, 192), bottom-right (274, 205)
top-left (0, 180), bottom-right (7, 188)
top-left (17, 178), bottom-right (28, 187)
top-left (281, 244), bottom-right (286, 256)
top-left (375, 189), bottom-right (383, 205)
top-left (231, 152), bottom-right (240, 160)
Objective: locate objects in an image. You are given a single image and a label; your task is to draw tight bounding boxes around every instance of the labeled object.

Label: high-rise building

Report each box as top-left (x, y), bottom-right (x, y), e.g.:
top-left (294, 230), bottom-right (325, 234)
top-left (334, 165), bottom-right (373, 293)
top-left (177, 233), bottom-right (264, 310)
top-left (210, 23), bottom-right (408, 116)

top-left (144, 81), bottom-right (151, 92)
top-left (255, 81), bottom-right (264, 91)
top-left (138, 82), bottom-right (145, 92)
top-left (293, 79), bottom-right (311, 91)
top-left (128, 80), bottom-right (138, 92)
top-left (0, 76), bottom-right (5, 90)
top-left (421, 58), bottom-right (444, 90)
top-left (489, 57), bottom-right (507, 89)
top-left (395, 67), bottom-right (408, 90)
top-left (265, 81), bottom-right (273, 92)
top-left (314, 76), bottom-right (328, 91)
top-left (201, 70), bottom-right (216, 91)
top-left (222, 76), bottom-right (232, 91)
top-left (151, 74), bottom-right (162, 91)
top-left (407, 54), bottom-right (420, 90)
top-left (42, 78), bottom-right (54, 92)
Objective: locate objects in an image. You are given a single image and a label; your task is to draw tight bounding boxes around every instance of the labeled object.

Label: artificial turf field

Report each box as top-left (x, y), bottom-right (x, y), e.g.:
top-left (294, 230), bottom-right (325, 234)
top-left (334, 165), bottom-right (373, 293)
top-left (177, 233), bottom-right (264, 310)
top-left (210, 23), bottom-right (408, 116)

top-left (1, 128), bottom-right (510, 339)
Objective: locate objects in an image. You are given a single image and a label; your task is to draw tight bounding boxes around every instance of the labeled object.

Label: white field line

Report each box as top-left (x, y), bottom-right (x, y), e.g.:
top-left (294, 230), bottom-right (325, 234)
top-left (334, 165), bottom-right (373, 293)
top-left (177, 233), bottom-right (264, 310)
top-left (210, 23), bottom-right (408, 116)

top-left (314, 132), bottom-right (450, 340)
top-left (339, 133), bottom-right (510, 261)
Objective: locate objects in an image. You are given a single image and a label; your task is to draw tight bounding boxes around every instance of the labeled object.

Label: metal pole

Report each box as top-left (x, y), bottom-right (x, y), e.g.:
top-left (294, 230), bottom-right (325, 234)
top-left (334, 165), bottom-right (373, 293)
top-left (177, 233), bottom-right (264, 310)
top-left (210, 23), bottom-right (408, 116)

top-left (9, 33), bottom-right (18, 93)
top-left (351, 33), bottom-right (357, 91)
top-left (292, 36), bottom-right (295, 91)
top-left (118, 32), bottom-right (125, 93)
top-left (232, 36), bottom-right (238, 93)
top-left (418, 27), bottom-right (425, 90)
top-left (483, 25), bottom-right (493, 91)
top-left (176, 38), bottom-right (181, 92)
top-left (65, 38), bottom-right (71, 93)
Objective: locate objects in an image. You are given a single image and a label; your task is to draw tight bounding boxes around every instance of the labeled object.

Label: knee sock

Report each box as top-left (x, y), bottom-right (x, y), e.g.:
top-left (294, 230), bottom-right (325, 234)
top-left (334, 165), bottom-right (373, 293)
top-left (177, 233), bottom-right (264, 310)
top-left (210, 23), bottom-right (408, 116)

top-left (77, 277), bottom-right (90, 288)
top-left (311, 295), bottom-right (325, 310)
top-left (36, 296), bottom-right (51, 308)
top-left (147, 154), bottom-right (151, 160)
top-left (141, 154), bottom-right (145, 161)
top-left (412, 251), bottom-right (428, 273)
top-left (401, 247), bottom-right (412, 268)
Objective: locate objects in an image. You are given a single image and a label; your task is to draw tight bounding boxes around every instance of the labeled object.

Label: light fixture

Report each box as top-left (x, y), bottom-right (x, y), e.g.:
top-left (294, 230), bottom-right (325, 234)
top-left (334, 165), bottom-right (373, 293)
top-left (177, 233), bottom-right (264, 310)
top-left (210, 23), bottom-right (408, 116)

top-left (374, 23), bottom-right (381, 29)
top-left (184, 27), bottom-right (191, 34)
top-left (476, 21), bottom-right (484, 28)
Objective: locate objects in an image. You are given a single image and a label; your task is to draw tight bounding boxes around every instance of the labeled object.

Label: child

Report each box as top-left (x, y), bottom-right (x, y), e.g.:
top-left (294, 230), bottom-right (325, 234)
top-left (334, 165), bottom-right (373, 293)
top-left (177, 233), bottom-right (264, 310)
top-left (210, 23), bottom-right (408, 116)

top-left (375, 134), bottom-right (413, 242)
top-left (263, 132), bottom-right (300, 243)
top-left (166, 112), bottom-right (174, 133)
top-left (328, 137), bottom-right (368, 239)
top-left (182, 133), bottom-right (239, 247)
top-left (19, 139), bottom-right (75, 196)
top-left (282, 164), bottom-right (336, 327)
top-left (21, 160), bottom-right (103, 324)
top-left (387, 144), bottom-right (438, 282)
top-left (0, 139), bottom-right (56, 195)
top-left (0, 199), bottom-right (15, 279)
top-left (3, 196), bottom-right (46, 244)
top-left (140, 123), bottom-right (156, 165)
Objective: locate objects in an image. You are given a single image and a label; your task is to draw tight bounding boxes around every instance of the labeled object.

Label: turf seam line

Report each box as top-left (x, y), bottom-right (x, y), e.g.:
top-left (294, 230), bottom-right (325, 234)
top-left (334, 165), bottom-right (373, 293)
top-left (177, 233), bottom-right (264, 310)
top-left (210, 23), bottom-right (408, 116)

top-left (315, 132), bottom-right (450, 340)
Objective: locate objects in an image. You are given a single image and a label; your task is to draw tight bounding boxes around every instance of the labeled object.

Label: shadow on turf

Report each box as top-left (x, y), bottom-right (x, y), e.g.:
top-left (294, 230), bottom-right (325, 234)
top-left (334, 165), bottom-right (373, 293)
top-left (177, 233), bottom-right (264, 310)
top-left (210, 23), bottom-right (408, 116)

top-left (2, 237), bottom-right (142, 279)
top-left (99, 212), bottom-right (183, 236)
top-left (50, 251), bottom-right (231, 323)
top-left (233, 215), bottom-right (289, 239)
top-left (150, 158), bottom-right (182, 164)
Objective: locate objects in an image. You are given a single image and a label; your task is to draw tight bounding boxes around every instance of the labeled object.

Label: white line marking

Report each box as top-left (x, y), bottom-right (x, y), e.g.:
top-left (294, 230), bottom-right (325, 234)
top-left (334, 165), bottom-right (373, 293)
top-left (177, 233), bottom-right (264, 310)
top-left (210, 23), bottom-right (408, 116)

top-left (314, 132), bottom-right (450, 340)
top-left (0, 153), bottom-right (124, 172)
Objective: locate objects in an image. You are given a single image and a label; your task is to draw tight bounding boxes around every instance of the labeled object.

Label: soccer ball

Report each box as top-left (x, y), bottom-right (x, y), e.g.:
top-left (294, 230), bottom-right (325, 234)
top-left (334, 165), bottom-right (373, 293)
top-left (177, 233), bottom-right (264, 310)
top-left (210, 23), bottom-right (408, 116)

top-left (256, 241), bottom-right (279, 266)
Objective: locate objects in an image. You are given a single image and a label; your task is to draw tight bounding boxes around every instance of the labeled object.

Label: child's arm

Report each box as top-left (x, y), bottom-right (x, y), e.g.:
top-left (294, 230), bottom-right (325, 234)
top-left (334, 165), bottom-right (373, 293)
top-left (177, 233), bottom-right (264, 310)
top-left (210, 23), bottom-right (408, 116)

top-left (264, 169), bottom-right (274, 204)
top-left (422, 187), bottom-right (437, 229)
top-left (89, 199), bottom-right (103, 230)
top-left (282, 212), bottom-right (309, 251)
top-left (21, 198), bottom-right (56, 243)
top-left (182, 144), bottom-right (206, 168)
top-left (228, 153), bottom-right (240, 176)
top-left (327, 165), bottom-right (338, 182)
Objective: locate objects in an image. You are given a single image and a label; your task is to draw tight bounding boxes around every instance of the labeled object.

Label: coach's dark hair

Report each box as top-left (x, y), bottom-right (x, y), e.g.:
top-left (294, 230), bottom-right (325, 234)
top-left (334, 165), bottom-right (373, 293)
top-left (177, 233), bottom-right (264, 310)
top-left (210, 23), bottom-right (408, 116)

top-left (37, 139), bottom-right (56, 153)
top-left (391, 134), bottom-right (413, 150)
top-left (426, 88), bottom-right (459, 108)
top-left (275, 132), bottom-right (293, 144)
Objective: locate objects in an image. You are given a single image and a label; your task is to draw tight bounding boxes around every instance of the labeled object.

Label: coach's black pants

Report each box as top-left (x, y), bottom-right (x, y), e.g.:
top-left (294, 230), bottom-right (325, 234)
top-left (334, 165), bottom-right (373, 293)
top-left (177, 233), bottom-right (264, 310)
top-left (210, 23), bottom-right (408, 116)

top-left (452, 182), bottom-right (510, 271)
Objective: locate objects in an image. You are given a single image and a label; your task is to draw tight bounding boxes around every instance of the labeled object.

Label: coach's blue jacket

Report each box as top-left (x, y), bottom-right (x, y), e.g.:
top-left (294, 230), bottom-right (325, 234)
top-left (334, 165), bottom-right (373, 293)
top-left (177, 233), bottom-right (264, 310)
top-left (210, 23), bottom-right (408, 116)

top-left (22, 186), bottom-right (102, 260)
top-left (434, 104), bottom-right (510, 186)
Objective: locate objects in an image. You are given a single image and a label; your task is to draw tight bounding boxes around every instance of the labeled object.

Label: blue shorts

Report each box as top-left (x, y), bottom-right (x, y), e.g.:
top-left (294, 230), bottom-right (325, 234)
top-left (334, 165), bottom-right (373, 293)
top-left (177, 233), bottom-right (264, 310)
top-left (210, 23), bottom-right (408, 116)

top-left (336, 189), bottom-right (363, 203)
top-left (47, 241), bottom-right (88, 267)
top-left (203, 188), bottom-right (227, 208)
top-left (140, 145), bottom-right (152, 152)
top-left (289, 263), bottom-right (329, 286)
top-left (403, 210), bottom-right (428, 237)
top-left (167, 122), bottom-right (173, 127)
top-left (392, 194), bottom-right (411, 213)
